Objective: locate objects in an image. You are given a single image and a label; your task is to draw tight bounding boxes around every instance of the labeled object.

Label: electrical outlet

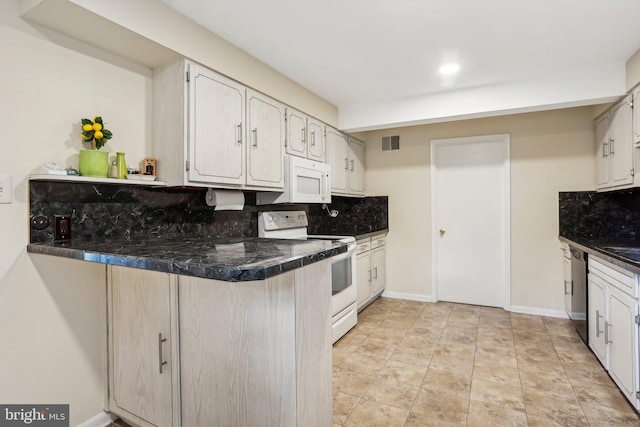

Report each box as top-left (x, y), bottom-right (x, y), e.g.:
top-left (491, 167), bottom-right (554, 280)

top-left (54, 215), bottom-right (72, 240)
top-left (0, 176), bottom-right (12, 204)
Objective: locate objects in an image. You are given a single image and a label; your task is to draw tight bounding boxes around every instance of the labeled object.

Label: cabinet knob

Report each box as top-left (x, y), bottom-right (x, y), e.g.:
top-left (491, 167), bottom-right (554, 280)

top-left (439, 229), bottom-right (446, 235)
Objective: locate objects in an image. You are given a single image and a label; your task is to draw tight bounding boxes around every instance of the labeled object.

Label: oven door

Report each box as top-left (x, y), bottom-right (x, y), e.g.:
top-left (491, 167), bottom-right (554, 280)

top-left (331, 243), bottom-right (357, 316)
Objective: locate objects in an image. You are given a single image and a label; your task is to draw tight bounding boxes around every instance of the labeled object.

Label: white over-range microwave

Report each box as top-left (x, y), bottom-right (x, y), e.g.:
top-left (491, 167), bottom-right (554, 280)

top-left (256, 156), bottom-right (331, 205)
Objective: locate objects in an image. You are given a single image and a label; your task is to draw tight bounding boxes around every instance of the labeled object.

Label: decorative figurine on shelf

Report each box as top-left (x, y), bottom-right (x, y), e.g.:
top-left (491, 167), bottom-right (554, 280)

top-left (78, 116), bottom-right (114, 178)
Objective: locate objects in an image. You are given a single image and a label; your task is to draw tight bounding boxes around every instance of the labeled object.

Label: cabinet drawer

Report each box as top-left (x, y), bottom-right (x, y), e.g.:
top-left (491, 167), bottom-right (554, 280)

top-left (356, 239), bottom-right (370, 255)
top-left (590, 256), bottom-right (638, 298)
top-left (371, 235), bottom-right (386, 249)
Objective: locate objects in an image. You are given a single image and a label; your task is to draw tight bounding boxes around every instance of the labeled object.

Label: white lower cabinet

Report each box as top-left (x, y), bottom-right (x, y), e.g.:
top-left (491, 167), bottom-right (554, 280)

top-left (587, 256), bottom-right (640, 408)
top-left (356, 233), bottom-right (387, 311)
top-left (107, 261), bottom-right (332, 427)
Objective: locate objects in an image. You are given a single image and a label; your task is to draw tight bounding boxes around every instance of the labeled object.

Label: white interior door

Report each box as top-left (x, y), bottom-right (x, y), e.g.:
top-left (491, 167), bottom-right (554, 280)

top-left (431, 134), bottom-right (510, 308)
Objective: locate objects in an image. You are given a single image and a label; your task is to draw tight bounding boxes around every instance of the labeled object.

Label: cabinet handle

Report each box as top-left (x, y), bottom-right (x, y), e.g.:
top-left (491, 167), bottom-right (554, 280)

top-left (603, 141), bottom-right (608, 158)
top-left (158, 333), bottom-right (168, 374)
top-left (610, 138), bottom-right (615, 155)
top-left (237, 124), bottom-right (242, 144)
top-left (570, 280), bottom-right (573, 296)
top-left (605, 321), bottom-right (612, 344)
top-left (350, 159), bottom-right (354, 171)
top-left (311, 131), bottom-right (315, 146)
top-left (373, 267), bottom-right (378, 279)
top-left (344, 158), bottom-right (348, 170)
top-left (252, 128), bottom-right (258, 148)
top-left (368, 269), bottom-right (372, 282)
top-left (302, 128), bottom-right (306, 144)
top-left (564, 280), bottom-right (569, 295)
top-left (596, 310), bottom-right (602, 338)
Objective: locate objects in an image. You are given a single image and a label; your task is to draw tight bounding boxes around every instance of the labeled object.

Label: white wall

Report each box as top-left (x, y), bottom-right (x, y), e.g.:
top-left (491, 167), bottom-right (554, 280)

top-left (359, 106), bottom-right (596, 314)
top-left (0, 1), bottom-right (151, 424)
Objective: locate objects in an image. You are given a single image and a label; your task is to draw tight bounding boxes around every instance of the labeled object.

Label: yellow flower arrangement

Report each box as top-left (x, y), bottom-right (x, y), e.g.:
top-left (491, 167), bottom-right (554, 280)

top-left (81, 116), bottom-right (113, 150)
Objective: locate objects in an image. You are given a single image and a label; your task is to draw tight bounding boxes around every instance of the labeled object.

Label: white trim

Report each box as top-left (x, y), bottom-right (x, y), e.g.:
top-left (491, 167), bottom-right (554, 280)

top-left (430, 134), bottom-right (511, 310)
top-left (510, 305), bottom-right (569, 319)
top-left (381, 291), bottom-right (433, 302)
top-left (76, 411), bottom-right (117, 427)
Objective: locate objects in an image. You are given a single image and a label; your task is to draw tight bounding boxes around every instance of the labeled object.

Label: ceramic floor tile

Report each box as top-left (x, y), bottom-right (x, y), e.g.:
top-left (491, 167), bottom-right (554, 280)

top-left (331, 298), bottom-right (640, 427)
top-left (411, 386), bottom-right (469, 423)
top-left (333, 367), bottom-right (376, 397)
top-left (467, 400), bottom-right (527, 427)
top-left (362, 376), bottom-right (420, 409)
top-left (333, 391), bottom-right (361, 425)
top-left (378, 359), bottom-right (427, 387)
top-left (343, 399), bottom-right (409, 427)
top-left (472, 364), bottom-right (521, 387)
top-left (470, 378), bottom-right (525, 411)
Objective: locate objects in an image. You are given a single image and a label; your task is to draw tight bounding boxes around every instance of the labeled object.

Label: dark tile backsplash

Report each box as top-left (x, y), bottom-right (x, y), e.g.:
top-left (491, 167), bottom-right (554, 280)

top-left (559, 189), bottom-right (640, 240)
top-left (29, 180), bottom-right (388, 243)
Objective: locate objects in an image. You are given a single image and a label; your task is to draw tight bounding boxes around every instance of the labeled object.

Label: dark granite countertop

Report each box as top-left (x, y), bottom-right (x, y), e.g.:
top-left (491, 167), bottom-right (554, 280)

top-left (27, 236), bottom-right (348, 282)
top-left (559, 235), bottom-right (640, 275)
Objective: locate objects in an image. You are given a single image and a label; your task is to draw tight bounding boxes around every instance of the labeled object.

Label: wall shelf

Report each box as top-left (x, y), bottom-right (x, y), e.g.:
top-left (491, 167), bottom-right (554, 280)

top-left (29, 174), bottom-right (167, 186)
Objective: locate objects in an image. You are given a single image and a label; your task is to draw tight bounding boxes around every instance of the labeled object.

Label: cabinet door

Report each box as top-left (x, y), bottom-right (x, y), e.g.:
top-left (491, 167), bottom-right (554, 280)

top-left (188, 63), bottom-right (245, 186)
top-left (595, 112), bottom-right (611, 189)
top-left (285, 108), bottom-right (307, 158)
top-left (563, 255), bottom-right (572, 316)
top-left (633, 87), bottom-right (640, 144)
top-left (307, 118), bottom-right (326, 162)
top-left (588, 274), bottom-right (608, 366)
top-left (109, 266), bottom-right (176, 426)
top-left (246, 90), bottom-right (285, 189)
top-left (356, 251), bottom-right (371, 310)
top-left (326, 127), bottom-right (349, 194)
top-left (348, 138), bottom-right (366, 195)
top-left (371, 245), bottom-right (386, 295)
top-left (607, 287), bottom-right (638, 403)
top-left (610, 96), bottom-right (633, 187)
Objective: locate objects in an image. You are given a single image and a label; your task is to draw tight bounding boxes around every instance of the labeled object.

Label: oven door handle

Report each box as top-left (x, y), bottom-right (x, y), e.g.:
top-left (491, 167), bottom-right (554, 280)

top-left (331, 244), bottom-right (355, 262)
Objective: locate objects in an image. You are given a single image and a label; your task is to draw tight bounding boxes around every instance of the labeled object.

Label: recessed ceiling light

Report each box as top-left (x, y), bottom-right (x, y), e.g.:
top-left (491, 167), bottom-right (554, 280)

top-left (439, 63), bottom-right (460, 75)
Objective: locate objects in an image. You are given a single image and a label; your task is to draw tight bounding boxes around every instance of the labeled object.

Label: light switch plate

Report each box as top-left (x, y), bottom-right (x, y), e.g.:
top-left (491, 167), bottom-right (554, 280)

top-left (0, 176), bottom-right (12, 204)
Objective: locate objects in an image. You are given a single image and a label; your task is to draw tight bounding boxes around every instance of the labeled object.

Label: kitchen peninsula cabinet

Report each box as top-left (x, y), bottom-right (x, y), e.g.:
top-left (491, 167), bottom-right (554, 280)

top-left (106, 260), bottom-right (332, 427)
top-left (107, 266), bottom-right (180, 427)
top-left (326, 127), bottom-right (365, 197)
top-left (153, 60), bottom-right (284, 190)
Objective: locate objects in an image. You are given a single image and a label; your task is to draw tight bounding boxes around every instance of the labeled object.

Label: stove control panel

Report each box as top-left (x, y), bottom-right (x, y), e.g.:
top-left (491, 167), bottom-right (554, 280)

top-left (259, 211), bottom-right (308, 233)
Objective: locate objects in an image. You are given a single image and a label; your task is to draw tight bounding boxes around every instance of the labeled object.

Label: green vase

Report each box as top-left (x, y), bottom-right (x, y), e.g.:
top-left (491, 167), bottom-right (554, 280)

top-left (79, 150), bottom-right (109, 178)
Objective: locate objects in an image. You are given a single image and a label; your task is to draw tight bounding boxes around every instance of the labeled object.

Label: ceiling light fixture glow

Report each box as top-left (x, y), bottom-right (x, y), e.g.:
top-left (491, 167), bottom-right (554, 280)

top-left (439, 63), bottom-right (460, 75)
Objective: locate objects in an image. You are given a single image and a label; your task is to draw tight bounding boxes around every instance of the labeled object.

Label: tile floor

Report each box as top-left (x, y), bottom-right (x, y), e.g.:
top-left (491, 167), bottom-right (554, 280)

top-left (333, 297), bottom-right (640, 426)
top-left (108, 297), bottom-right (640, 426)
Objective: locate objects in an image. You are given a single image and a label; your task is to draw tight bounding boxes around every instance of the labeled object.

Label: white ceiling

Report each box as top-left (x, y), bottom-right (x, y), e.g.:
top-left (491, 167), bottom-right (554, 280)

top-left (161, 0), bottom-right (640, 131)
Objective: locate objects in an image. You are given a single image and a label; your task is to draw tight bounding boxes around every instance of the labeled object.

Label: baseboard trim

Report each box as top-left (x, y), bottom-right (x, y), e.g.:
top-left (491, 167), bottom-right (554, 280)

top-left (77, 411), bottom-right (117, 427)
top-left (379, 293), bottom-right (568, 319)
top-left (381, 291), bottom-right (432, 302)
top-left (509, 305), bottom-right (569, 319)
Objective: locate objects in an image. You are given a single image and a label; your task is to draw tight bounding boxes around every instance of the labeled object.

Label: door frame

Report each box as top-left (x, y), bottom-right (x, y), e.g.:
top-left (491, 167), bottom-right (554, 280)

top-left (430, 134), bottom-right (511, 310)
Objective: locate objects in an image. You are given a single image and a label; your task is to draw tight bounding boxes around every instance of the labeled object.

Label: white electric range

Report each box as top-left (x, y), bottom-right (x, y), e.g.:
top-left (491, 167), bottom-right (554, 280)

top-left (258, 211), bottom-right (357, 343)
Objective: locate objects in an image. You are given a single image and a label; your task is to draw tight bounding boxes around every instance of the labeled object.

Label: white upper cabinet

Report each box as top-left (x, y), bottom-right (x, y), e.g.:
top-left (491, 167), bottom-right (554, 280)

top-left (595, 94), bottom-right (634, 191)
top-left (326, 126), bottom-right (350, 195)
top-left (348, 137), bottom-right (365, 196)
top-left (188, 63), bottom-right (245, 186)
top-left (285, 108), bottom-right (326, 162)
top-left (246, 90), bottom-right (285, 188)
top-left (633, 86), bottom-right (640, 145)
top-left (153, 60), bottom-right (284, 190)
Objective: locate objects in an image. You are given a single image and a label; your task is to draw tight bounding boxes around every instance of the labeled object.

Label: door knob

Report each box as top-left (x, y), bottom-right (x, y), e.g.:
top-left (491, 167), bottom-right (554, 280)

top-left (439, 229), bottom-right (445, 235)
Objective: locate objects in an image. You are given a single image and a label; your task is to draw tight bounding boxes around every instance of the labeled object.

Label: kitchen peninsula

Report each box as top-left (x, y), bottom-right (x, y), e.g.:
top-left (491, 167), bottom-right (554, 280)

top-left (27, 235), bottom-right (343, 426)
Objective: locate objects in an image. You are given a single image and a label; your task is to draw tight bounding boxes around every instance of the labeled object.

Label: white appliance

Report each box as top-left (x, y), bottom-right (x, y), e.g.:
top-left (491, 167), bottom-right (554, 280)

top-left (256, 156), bottom-right (331, 205)
top-left (258, 211), bottom-right (357, 343)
